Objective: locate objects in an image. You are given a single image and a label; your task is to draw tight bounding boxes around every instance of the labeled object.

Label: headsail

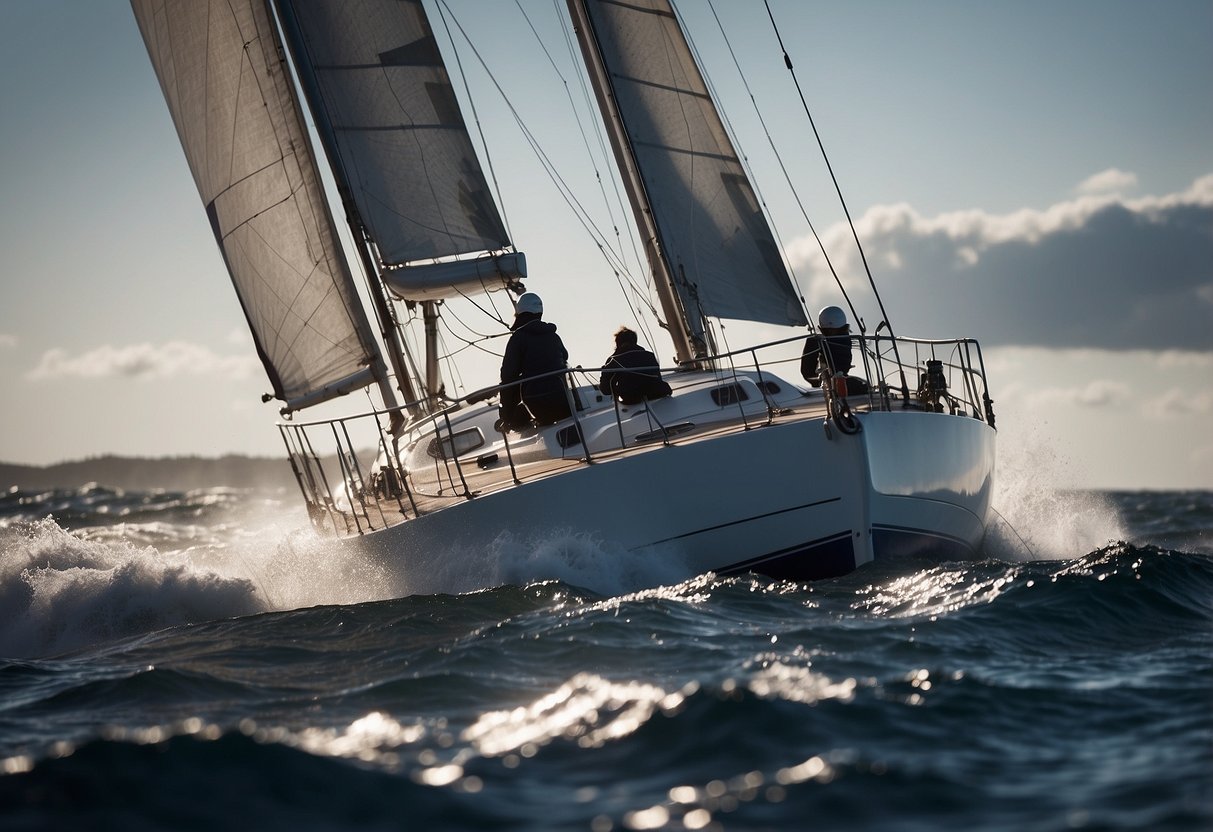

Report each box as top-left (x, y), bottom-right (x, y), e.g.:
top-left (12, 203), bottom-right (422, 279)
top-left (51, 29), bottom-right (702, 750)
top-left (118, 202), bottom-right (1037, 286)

top-left (275, 0), bottom-right (518, 300)
top-left (571, 0), bottom-right (808, 354)
top-left (131, 0), bottom-right (385, 411)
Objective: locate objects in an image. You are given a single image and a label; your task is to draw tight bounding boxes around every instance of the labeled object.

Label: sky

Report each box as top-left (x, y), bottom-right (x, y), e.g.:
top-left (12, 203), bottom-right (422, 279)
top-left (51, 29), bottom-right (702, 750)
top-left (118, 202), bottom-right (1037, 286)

top-left (1, 0), bottom-right (1210, 490)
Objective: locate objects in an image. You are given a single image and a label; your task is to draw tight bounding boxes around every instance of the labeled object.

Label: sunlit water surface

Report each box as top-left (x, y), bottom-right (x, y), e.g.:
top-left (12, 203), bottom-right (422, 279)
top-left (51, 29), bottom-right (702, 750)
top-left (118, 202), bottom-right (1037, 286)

top-left (1, 477), bottom-right (1209, 830)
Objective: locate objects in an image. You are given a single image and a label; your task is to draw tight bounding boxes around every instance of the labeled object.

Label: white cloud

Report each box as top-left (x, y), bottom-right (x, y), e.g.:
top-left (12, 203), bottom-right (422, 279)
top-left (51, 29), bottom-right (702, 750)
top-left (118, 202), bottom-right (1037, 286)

top-left (785, 174), bottom-right (1213, 352)
top-left (1076, 168), bottom-right (1138, 195)
top-left (27, 341), bottom-right (260, 381)
top-left (1142, 388), bottom-right (1213, 420)
top-left (1025, 380), bottom-right (1130, 410)
top-left (0, 334), bottom-right (16, 348)
top-left (1154, 350), bottom-right (1213, 370)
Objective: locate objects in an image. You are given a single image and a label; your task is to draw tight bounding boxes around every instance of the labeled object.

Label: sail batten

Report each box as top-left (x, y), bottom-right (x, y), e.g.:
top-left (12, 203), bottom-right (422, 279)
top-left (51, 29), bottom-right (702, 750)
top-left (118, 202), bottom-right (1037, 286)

top-left (131, 0), bottom-right (385, 409)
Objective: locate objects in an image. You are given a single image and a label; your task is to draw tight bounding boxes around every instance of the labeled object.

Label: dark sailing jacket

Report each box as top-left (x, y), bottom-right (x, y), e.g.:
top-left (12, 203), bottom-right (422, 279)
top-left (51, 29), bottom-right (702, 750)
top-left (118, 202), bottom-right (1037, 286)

top-left (599, 344), bottom-right (671, 405)
top-left (500, 316), bottom-right (569, 414)
top-left (800, 334), bottom-right (854, 385)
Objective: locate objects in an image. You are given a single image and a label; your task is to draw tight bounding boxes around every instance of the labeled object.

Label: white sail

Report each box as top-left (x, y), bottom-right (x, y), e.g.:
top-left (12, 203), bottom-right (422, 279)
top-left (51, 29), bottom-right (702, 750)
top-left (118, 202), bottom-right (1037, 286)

top-left (576, 0), bottom-right (808, 329)
top-left (275, 0), bottom-right (516, 299)
top-left (131, 0), bottom-right (384, 410)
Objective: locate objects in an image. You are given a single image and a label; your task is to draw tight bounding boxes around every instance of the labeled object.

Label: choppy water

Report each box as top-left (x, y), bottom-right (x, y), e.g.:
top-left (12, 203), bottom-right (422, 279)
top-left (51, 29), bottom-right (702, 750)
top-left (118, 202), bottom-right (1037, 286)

top-left (0, 480), bottom-right (1209, 830)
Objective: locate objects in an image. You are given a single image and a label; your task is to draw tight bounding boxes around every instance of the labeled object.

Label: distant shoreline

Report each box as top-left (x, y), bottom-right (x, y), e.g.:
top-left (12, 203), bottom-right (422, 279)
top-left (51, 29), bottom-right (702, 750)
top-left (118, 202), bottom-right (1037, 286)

top-left (0, 455), bottom-right (297, 493)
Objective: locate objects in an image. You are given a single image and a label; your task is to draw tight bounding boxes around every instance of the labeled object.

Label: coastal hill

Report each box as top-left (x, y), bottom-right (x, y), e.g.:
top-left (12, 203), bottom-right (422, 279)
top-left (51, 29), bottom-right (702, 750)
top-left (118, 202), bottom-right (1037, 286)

top-left (1, 455), bottom-right (298, 493)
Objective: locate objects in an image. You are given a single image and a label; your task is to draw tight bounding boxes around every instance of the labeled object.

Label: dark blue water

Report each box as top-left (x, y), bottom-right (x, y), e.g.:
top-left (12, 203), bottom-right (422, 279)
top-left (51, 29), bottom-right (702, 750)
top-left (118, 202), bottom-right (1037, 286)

top-left (1, 483), bottom-right (1209, 830)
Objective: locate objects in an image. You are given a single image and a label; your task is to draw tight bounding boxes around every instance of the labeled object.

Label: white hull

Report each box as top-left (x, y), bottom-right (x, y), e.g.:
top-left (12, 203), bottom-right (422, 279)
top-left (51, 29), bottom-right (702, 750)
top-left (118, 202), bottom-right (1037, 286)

top-left (303, 402), bottom-right (995, 598)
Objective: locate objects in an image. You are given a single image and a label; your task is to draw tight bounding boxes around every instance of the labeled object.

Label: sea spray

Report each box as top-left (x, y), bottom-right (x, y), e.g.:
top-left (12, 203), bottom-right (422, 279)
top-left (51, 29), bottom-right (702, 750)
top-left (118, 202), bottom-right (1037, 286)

top-left (986, 420), bottom-right (1128, 560)
top-left (257, 528), bottom-right (404, 610)
top-left (0, 517), bottom-right (261, 658)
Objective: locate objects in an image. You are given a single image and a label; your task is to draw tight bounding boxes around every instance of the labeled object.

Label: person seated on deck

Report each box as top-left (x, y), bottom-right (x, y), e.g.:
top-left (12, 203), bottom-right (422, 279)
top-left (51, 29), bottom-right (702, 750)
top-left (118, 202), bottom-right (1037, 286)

top-left (598, 326), bottom-right (672, 406)
top-left (498, 292), bottom-right (572, 431)
top-left (800, 305), bottom-right (870, 397)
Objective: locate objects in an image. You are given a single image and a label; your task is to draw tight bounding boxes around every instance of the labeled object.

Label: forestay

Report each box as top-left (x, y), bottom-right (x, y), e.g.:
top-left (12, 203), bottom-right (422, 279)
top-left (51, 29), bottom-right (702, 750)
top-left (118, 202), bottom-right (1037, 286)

top-left (131, 0), bottom-right (383, 411)
top-left (577, 0), bottom-right (807, 328)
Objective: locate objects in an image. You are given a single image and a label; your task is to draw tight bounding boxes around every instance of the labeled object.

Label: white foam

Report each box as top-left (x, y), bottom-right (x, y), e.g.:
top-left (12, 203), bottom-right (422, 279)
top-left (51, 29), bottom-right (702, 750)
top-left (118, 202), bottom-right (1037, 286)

top-left (251, 528), bottom-right (404, 610)
top-left (0, 517), bottom-right (264, 658)
top-left (986, 420), bottom-right (1128, 561)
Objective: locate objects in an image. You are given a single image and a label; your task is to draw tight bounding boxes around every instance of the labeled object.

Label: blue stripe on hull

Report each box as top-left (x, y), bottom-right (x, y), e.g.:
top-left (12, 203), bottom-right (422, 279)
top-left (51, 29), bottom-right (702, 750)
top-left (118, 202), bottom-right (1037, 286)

top-left (718, 532), bottom-right (856, 582)
top-left (871, 525), bottom-right (979, 561)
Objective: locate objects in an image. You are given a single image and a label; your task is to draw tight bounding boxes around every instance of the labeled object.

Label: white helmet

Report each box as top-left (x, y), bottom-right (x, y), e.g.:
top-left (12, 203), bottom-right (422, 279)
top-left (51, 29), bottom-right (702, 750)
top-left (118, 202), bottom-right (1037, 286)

top-left (515, 292), bottom-right (543, 316)
top-left (818, 305), bottom-right (848, 329)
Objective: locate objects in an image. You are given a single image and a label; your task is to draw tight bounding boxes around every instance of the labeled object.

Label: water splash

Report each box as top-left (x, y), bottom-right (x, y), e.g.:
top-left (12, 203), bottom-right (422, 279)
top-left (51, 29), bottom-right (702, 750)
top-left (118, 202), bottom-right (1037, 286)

top-left (986, 422), bottom-right (1128, 561)
top-left (0, 518), bottom-right (263, 658)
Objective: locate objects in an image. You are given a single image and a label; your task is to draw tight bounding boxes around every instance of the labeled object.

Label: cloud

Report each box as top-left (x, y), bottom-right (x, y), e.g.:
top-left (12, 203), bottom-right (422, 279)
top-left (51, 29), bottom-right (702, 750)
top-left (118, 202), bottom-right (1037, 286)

top-left (788, 174), bottom-right (1213, 352)
top-left (1155, 350), bottom-right (1213, 370)
top-left (27, 341), bottom-right (260, 381)
top-left (1076, 168), bottom-right (1138, 195)
top-left (1143, 388), bottom-right (1213, 420)
top-left (0, 334), bottom-right (16, 348)
top-left (1025, 379), bottom-right (1130, 410)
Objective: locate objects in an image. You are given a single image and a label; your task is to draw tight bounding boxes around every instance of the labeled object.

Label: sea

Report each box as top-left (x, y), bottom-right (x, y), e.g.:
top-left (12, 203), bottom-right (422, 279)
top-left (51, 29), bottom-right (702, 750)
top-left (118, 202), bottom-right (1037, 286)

top-left (0, 473), bottom-right (1209, 830)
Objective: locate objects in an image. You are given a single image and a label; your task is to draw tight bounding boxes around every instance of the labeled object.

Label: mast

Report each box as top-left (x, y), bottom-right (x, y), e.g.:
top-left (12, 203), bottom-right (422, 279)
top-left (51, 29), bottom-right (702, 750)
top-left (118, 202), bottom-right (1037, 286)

top-left (566, 0), bottom-right (703, 365)
top-left (422, 300), bottom-right (444, 406)
top-left (566, 0), bottom-right (808, 363)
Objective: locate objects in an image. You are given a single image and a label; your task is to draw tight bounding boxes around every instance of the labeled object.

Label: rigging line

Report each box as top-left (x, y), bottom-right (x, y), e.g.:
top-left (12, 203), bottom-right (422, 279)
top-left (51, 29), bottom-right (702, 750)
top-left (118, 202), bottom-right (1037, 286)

top-left (438, 314), bottom-right (508, 359)
top-left (703, 0), bottom-right (826, 327)
top-left (431, 324), bottom-right (466, 395)
top-left (520, 0), bottom-right (655, 349)
top-left (441, 0), bottom-right (662, 345)
top-left (548, 0), bottom-right (659, 348)
top-left (435, 0), bottom-right (515, 244)
top-left (556, 0), bottom-right (650, 299)
top-left (990, 506), bottom-right (1039, 561)
top-left (700, 11), bottom-right (829, 331)
top-left (762, 0), bottom-right (893, 339)
top-left (446, 294), bottom-right (513, 340)
top-left (468, 271), bottom-right (508, 325)
top-left (517, 0), bottom-right (617, 252)
top-left (542, 0), bottom-right (658, 350)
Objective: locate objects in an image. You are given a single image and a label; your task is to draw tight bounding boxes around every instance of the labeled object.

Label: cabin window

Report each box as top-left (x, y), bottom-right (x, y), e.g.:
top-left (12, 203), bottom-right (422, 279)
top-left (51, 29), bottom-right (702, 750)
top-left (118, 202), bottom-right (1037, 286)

top-left (710, 383), bottom-right (749, 406)
top-left (426, 427), bottom-right (485, 460)
top-left (759, 381), bottom-right (781, 395)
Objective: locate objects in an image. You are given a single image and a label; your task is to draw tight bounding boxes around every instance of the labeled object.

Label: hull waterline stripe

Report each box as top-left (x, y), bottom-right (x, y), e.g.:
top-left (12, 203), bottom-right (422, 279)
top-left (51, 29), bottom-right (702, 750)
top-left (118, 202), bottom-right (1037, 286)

top-left (635, 496), bottom-right (841, 550)
top-left (716, 531), bottom-right (856, 582)
top-left (870, 524), bottom-right (981, 560)
top-left (718, 531), bottom-right (853, 573)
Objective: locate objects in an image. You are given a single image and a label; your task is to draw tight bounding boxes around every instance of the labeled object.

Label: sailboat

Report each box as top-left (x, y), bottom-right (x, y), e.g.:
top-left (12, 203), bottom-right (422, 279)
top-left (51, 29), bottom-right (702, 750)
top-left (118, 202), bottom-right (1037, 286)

top-left (131, 0), bottom-right (996, 597)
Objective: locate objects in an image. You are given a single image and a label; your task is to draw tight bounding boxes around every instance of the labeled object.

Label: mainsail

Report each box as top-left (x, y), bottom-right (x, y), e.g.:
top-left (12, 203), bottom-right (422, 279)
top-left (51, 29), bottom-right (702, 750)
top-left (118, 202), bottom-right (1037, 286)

top-left (131, 0), bottom-right (385, 411)
top-left (275, 0), bottom-right (518, 300)
top-left (571, 0), bottom-right (808, 345)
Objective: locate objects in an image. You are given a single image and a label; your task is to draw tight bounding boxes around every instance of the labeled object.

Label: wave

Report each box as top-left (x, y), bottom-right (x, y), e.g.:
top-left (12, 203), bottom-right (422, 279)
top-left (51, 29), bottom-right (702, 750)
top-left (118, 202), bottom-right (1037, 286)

top-left (3, 478), bottom-right (1206, 662)
top-left (0, 518), bottom-right (265, 659)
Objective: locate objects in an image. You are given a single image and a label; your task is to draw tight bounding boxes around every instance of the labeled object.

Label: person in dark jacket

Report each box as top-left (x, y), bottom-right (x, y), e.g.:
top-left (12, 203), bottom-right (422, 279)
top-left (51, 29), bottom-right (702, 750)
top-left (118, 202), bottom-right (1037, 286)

top-left (598, 326), bottom-right (672, 405)
top-left (499, 292), bottom-right (572, 429)
top-left (801, 305), bottom-right (869, 396)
